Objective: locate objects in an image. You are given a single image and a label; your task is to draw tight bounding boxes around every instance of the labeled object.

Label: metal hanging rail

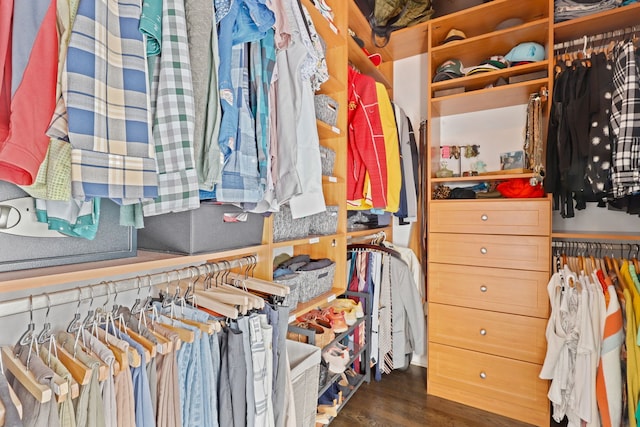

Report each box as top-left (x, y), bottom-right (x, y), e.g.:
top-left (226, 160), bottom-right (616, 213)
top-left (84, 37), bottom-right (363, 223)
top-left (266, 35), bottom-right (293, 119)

top-left (0, 255), bottom-right (258, 319)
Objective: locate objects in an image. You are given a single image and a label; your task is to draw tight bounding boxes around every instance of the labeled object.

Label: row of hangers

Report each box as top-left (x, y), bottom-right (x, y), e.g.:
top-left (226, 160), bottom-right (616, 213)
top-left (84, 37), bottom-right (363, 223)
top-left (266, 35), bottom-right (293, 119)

top-left (347, 230), bottom-right (402, 260)
top-left (553, 240), bottom-right (640, 292)
top-left (553, 25), bottom-right (640, 70)
top-left (0, 256), bottom-right (290, 414)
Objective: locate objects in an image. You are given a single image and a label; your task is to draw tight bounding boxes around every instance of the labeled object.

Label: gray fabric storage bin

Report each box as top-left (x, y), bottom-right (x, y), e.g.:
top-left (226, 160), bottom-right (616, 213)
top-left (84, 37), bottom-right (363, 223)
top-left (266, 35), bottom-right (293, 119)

top-left (287, 340), bottom-right (321, 427)
top-left (272, 205), bottom-right (310, 242)
top-left (297, 262), bottom-right (336, 302)
top-left (319, 145), bottom-right (336, 176)
top-left (0, 182), bottom-right (136, 272)
top-left (308, 205), bottom-right (339, 236)
top-left (138, 202), bottom-right (264, 254)
top-left (273, 273), bottom-right (301, 309)
top-left (314, 94), bottom-right (339, 126)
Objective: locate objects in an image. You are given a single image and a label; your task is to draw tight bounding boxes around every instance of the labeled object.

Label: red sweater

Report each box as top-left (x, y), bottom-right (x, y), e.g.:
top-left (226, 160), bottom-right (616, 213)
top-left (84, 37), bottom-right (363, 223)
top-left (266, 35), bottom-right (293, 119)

top-left (347, 67), bottom-right (388, 209)
top-left (0, 0), bottom-right (58, 185)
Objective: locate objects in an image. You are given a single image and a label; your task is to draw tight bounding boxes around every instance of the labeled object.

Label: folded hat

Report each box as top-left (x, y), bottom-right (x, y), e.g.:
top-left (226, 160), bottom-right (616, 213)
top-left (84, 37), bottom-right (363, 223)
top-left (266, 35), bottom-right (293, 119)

top-left (505, 42), bottom-right (545, 63)
top-left (443, 28), bottom-right (466, 44)
top-left (464, 55), bottom-right (508, 75)
top-left (433, 59), bottom-right (465, 82)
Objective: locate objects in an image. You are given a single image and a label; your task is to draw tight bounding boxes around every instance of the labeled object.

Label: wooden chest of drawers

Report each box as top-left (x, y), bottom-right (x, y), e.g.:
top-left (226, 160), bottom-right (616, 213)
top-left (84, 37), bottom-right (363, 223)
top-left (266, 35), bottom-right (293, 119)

top-left (427, 199), bottom-right (551, 426)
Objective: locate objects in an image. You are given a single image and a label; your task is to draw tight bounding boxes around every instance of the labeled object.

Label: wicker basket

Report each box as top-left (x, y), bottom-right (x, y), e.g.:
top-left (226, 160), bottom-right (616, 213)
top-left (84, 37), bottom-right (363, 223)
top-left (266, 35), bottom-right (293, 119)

top-left (297, 262), bottom-right (336, 302)
top-left (314, 94), bottom-right (339, 126)
top-left (273, 205), bottom-right (310, 242)
top-left (308, 205), bottom-right (339, 236)
top-left (319, 145), bottom-right (336, 176)
top-left (287, 340), bottom-right (321, 427)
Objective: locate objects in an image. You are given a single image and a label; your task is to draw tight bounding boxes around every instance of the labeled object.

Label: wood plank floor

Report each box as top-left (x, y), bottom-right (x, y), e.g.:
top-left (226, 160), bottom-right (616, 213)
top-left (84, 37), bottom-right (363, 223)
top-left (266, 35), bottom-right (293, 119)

top-left (331, 365), bottom-right (565, 427)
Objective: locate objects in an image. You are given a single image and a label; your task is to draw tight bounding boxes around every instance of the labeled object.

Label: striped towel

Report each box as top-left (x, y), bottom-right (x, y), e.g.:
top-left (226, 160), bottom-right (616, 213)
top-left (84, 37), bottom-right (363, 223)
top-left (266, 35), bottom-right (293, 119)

top-left (66, 0), bottom-right (158, 204)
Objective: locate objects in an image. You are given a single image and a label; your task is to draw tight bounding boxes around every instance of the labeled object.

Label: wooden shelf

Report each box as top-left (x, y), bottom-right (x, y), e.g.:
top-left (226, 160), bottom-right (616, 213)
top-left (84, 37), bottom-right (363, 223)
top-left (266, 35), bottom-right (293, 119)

top-left (431, 61), bottom-right (549, 95)
top-left (348, 36), bottom-right (393, 89)
top-left (317, 120), bottom-right (342, 139)
top-left (429, 0), bottom-right (548, 47)
top-left (552, 232), bottom-right (640, 241)
top-left (554, 2), bottom-right (640, 43)
top-left (430, 19), bottom-right (549, 69)
top-left (302, 0), bottom-right (343, 48)
top-left (347, 226), bottom-right (392, 239)
top-left (431, 172), bottom-right (537, 183)
top-left (347, 0), bottom-right (395, 62)
top-left (289, 287), bottom-right (343, 319)
top-left (0, 246), bottom-right (267, 294)
top-left (272, 234), bottom-right (341, 249)
top-left (430, 78), bottom-right (547, 117)
top-left (318, 74), bottom-right (345, 95)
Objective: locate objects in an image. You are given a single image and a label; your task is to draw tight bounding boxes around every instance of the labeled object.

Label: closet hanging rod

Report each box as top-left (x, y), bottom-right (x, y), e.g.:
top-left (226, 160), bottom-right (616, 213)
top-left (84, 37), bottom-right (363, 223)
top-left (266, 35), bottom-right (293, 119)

top-left (553, 24), bottom-right (640, 51)
top-left (0, 255), bottom-right (257, 319)
top-left (552, 240), bottom-right (639, 258)
top-left (347, 230), bottom-right (387, 243)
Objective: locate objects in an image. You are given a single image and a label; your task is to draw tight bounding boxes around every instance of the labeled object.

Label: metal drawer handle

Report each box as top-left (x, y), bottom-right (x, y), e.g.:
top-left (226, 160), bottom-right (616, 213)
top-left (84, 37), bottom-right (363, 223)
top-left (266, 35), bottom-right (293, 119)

top-left (479, 372), bottom-right (487, 379)
top-left (480, 285), bottom-right (487, 292)
top-left (480, 247), bottom-right (487, 254)
top-left (480, 329), bottom-right (487, 336)
top-left (481, 214), bottom-right (488, 221)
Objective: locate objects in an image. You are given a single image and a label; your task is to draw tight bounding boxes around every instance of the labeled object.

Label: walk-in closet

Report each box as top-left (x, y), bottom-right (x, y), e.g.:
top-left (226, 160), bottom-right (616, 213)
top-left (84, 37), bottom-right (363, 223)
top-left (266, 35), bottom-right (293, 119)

top-left (2, 0), bottom-right (640, 426)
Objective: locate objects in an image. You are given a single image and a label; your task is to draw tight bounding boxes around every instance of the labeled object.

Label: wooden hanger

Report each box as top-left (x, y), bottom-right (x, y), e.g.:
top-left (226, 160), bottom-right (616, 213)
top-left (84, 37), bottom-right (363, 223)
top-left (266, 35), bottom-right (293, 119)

top-left (1, 346), bottom-right (52, 403)
top-left (0, 376), bottom-right (23, 425)
top-left (55, 338), bottom-right (93, 386)
top-left (94, 327), bottom-right (135, 370)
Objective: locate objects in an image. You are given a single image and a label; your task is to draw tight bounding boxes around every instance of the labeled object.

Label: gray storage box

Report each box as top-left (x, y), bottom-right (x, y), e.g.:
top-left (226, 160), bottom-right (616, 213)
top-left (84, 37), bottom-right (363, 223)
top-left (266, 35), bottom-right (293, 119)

top-left (0, 182), bottom-right (136, 273)
top-left (138, 202), bottom-right (264, 254)
top-left (273, 205), bottom-right (310, 242)
top-left (314, 94), bottom-right (339, 127)
top-left (319, 145), bottom-right (336, 176)
top-left (308, 205), bottom-right (339, 236)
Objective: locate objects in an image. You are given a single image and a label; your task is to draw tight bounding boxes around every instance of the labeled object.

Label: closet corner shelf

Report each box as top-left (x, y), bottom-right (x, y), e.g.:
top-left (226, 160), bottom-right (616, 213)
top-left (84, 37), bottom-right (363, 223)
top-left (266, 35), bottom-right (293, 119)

top-left (348, 37), bottom-right (393, 89)
top-left (301, 0), bottom-right (343, 47)
top-left (431, 171), bottom-right (536, 184)
top-left (346, 226), bottom-right (392, 240)
top-left (430, 61), bottom-right (549, 94)
top-left (0, 246), bottom-right (266, 295)
top-left (552, 232), bottom-right (640, 242)
top-left (318, 74), bottom-right (345, 96)
top-left (289, 287), bottom-right (344, 320)
top-left (553, 2), bottom-right (640, 43)
top-left (347, 1), bottom-right (394, 63)
top-left (317, 120), bottom-right (342, 139)
top-left (430, 78), bottom-right (548, 117)
top-left (272, 234), bottom-right (341, 249)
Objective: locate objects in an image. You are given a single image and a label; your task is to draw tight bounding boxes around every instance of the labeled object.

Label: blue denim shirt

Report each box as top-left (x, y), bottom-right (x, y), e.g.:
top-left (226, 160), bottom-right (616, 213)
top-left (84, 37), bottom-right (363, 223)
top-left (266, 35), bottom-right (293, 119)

top-left (216, 0), bottom-right (274, 203)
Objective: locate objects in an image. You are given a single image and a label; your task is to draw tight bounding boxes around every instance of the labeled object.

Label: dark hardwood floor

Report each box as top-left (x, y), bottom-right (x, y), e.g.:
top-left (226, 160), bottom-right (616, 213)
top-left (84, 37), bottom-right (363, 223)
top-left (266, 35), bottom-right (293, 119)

top-left (330, 365), bottom-right (565, 427)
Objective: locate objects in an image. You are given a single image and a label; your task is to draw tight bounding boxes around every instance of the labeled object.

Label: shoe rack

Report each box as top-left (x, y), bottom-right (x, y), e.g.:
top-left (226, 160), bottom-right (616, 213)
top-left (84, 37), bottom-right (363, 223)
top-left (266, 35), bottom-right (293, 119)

top-left (287, 291), bottom-right (371, 424)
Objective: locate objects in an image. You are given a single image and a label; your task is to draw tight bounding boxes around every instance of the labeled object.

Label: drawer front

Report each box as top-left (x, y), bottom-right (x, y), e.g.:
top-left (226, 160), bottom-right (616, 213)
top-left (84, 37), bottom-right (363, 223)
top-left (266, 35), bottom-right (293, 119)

top-left (429, 199), bottom-right (550, 236)
top-left (428, 233), bottom-right (550, 271)
top-left (428, 343), bottom-right (549, 425)
top-left (428, 263), bottom-right (549, 317)
top-left (429, 304), bottom-right (547, 364)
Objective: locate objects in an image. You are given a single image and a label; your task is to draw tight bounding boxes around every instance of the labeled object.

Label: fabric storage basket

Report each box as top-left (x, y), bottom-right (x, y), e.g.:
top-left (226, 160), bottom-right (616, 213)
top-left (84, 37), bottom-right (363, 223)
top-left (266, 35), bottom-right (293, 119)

top-left (272, 205), bottom-right (310, 242)
top-left (314, 94), bottom-right (339, 127)
top-left (297, 261), bottom-right (336, 302)
top-left (138, 201), bottom-right (264, 254)
top-left (308, 205), bottom-right (339, 236)
top-left (287, 340), bottom-right (321, 427)
top-left (319, 145), bottom-right (336, 176)
top-left (273, 273), bottom-right (301, 309)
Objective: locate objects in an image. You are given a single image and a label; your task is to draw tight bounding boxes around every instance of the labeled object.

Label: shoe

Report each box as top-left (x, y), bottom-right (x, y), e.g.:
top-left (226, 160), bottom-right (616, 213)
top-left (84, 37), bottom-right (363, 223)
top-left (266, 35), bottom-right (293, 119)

top-left (344, 368), bottom-right (364, 387)
top-left (322, 347), bottom-right (349, 373)
top-left (297, 309), bottom-right (333, 330)
top-left (337, 373), bottom-right (355, 398)
top-left (315, 413), bottom-right (331, 425)
top-left (317, 402), bottom-right (338, 417)
top-left (331, 298), bottom-right (364, 320)
top-left (287, 321), bottom-right (334, 349)
top-left (320, 307), bottom-right (348, 333)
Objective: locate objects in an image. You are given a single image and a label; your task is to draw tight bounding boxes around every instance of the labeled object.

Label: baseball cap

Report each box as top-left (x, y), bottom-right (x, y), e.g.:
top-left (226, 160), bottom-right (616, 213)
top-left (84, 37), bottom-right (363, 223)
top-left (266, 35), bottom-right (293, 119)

top-left (442, 29), bottom-right (467, 44)
top-left (433, 59), bottom-right (465, 82)
top-left (464, 56), bottom-right (508, 75)
top-left (495, 17), bottom-right (524, 31)
top-left (505, 42), bottom-right (545, 63)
